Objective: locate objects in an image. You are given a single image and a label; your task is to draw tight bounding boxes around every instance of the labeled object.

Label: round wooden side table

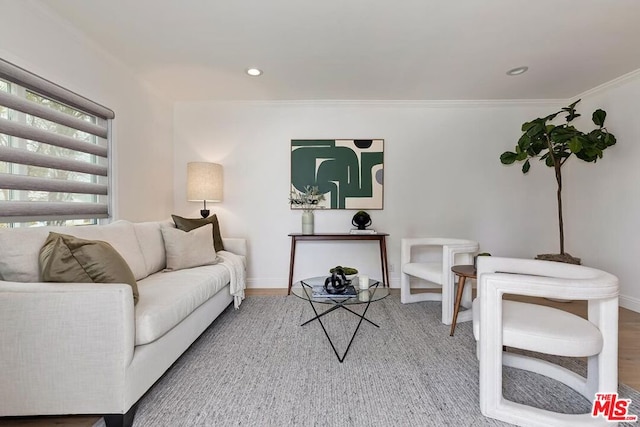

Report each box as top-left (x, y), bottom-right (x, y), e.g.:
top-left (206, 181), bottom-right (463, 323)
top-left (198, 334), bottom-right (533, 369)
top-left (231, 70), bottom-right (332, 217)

top-left (450, 264), bottom-right (476, 336)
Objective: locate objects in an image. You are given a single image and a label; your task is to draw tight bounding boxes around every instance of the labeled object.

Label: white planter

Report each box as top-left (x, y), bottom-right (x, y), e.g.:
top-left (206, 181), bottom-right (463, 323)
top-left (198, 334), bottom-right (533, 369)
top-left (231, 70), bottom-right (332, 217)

top-left (301, 211), bottom-right (314, 235)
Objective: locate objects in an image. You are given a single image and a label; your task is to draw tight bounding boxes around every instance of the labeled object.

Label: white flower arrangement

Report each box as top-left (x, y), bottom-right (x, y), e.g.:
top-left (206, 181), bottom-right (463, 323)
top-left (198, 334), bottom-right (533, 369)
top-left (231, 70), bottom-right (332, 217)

top-left (289, 185), bottom-right (326, 212)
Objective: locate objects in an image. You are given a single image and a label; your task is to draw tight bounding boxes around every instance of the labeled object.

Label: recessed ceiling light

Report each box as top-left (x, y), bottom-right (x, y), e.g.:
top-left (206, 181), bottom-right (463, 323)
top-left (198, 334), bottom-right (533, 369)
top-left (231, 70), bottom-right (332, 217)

top-left (246, 68), bottom-right (263, 77)
top-left (506, 66), bottom-right (529, 76)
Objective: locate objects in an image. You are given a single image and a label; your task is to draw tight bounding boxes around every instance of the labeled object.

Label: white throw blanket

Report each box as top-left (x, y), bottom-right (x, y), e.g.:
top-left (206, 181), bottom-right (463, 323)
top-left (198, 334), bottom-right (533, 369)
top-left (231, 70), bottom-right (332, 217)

top-left (217, 251), bottom-right (246, 308)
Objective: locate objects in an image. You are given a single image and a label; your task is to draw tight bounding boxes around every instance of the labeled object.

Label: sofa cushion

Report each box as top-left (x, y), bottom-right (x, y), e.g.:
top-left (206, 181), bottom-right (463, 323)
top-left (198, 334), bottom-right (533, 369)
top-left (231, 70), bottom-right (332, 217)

top-left (133, 220), bottom-right (172, 276)
top-left (39, 232), bottom-right (139, 304)
top-left (161, 224), bottom-right (218, 271)
top-left (172, 214), bottom-right (224, 252)
top-left (0, 220), bottom-right (147, 282)
top-left (134, 264), bottom-right (230, 345)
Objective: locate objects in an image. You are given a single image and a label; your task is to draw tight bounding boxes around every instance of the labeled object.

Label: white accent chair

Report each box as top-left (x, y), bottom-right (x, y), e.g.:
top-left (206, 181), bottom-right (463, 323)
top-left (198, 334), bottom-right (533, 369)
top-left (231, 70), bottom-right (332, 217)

top-left (400, 238), bottom-right (479, 325)
top-left (473, 256), bottom-right (619, 427)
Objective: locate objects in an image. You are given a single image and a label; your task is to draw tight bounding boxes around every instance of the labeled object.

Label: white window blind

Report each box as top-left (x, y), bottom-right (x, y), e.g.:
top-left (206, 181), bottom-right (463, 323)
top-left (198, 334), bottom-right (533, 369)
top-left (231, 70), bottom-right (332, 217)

top-left (0, 58), bottom-right (114, 225)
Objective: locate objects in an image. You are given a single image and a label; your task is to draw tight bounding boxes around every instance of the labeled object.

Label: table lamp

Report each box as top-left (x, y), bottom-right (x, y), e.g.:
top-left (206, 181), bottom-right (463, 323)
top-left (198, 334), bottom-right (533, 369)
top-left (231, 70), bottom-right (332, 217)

top-left (187, 162), bottom-right (223, 218)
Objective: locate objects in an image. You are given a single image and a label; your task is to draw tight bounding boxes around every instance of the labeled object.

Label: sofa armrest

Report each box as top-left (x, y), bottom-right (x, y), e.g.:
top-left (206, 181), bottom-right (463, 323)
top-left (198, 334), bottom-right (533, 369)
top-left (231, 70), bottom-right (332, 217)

top-left (222, 238), bottom-right (247, 257)
top-left (0, 281), bottom-right (135, 415)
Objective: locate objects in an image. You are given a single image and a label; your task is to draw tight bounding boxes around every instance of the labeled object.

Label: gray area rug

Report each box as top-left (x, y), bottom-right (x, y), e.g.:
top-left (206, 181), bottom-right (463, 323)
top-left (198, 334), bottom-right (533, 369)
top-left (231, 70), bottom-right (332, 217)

top-left (131, 295), bottom-right (640, 426)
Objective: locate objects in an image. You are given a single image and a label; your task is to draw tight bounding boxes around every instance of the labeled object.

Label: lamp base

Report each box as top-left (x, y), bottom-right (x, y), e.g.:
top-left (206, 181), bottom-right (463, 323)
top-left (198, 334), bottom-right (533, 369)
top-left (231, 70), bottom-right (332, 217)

top-left (200, 209), bottom-right (210, 218)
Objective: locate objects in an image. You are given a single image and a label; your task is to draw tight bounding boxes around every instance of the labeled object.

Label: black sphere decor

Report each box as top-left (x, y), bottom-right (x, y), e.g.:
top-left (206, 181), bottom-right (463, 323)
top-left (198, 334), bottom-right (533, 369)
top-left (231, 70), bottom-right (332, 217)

top-left (351, 210), bottom-right (372, 230)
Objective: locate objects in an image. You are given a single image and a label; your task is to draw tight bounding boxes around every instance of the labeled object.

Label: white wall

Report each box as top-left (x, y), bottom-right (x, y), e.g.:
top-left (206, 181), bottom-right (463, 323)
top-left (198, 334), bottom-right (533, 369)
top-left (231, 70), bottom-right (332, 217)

top-left (174, 96), bottom-right (640, 310)
top-left (0, 0), bottom-right (174, 221)
top-left (173, 100), bottom-right (568, 289)
top-left (565, 72), bottom-right (640, 311)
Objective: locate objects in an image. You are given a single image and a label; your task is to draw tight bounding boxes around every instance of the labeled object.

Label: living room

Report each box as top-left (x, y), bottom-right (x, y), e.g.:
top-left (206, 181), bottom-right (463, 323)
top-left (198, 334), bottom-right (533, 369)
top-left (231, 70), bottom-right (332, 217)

top-left (1, 1), bottom-right (640, 426)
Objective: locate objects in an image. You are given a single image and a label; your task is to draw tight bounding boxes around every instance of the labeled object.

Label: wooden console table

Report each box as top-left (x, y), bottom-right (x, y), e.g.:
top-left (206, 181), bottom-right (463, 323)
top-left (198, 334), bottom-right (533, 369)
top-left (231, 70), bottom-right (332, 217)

top-left (287, 233), bottom-right (390, 295)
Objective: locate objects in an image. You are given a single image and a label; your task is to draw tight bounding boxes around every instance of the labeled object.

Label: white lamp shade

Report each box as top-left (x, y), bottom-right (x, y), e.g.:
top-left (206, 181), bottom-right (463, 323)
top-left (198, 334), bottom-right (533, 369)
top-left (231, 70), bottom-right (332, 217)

top-left (187, 162), bottom-right (223, 202)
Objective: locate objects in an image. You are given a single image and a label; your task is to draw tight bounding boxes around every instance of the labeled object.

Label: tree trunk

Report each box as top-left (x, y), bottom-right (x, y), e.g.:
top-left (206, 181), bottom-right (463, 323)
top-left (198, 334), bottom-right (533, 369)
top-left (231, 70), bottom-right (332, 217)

top-left (555, 162), bottom-right (565, 255)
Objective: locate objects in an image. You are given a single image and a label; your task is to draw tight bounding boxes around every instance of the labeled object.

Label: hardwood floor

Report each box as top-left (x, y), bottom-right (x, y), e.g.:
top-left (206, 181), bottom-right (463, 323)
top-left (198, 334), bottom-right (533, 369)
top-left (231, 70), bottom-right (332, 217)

top-left (1, 288), bottom-right (638, 427)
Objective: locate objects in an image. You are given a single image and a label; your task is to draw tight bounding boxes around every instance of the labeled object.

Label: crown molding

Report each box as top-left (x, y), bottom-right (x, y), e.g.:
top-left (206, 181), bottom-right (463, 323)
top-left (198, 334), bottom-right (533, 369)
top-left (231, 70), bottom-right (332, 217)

top-left (178, 98), bottom-right (566, 109)
top-left (575, 68), bottom-right (640, 100)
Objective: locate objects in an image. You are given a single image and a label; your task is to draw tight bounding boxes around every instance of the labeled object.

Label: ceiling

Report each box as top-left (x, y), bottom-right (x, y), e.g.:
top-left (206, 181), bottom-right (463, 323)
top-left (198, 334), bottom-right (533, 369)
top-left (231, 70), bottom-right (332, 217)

top-left (37, 0), bottom-right (640, 102)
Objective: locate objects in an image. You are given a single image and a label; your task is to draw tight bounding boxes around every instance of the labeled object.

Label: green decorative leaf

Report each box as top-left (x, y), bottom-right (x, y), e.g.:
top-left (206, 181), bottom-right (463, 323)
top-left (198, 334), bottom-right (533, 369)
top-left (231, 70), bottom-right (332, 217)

top-left (530, 140), bottom-right (547, 155)
top-left (592, 109), bottom-right (606, 127)
top-left (565, 111), bottom-right (581, 122)
top-left (568, 137), bottom-right (582, 153)
top-left (579, 147), bottom-right (602, 162)
top-left (563, 99), bottom-right (581, 122)
top-left (525, 119), bottom-right (546, 137)
top-left (551, 126), bottom-right (578, 144)
top-left (588, 131), bottom-right (607, 149)
top-left (522, 159), bottom-right (530, 173)
top-left (500, 151), bottom-right (517, 164)
top-left (516, 151), bottom-right (528, 161)
top-left (521, 121), bottom-right (536, 132)
top-left (545, 155), bottom-right (555, 167)
top-left (567, 99), bottom-right (581, 109)
top-left (605, 133), bottom-right (617, 147)
top-left (517, 134), bottom-right (531, 151)
top-left (575, 151), bottom-right (594, 162)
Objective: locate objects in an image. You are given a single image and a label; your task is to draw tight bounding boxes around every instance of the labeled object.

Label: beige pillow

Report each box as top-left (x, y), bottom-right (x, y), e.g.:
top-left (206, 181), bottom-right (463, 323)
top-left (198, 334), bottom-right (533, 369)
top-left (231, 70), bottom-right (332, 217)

top-left (39, 232), bottom-right (139, 304)
top-left (171, 214), bottom-right (225, 252)
top-left (161, 224), bottom-right (218, 271)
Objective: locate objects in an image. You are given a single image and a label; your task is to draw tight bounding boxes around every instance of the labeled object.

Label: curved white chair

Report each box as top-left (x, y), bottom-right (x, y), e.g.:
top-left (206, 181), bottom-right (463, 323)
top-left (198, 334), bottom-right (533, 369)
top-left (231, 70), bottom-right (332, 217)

top-left (400, 238), bottom-right (479, 325)
top-left (473, 256), bottom-right (619, 427)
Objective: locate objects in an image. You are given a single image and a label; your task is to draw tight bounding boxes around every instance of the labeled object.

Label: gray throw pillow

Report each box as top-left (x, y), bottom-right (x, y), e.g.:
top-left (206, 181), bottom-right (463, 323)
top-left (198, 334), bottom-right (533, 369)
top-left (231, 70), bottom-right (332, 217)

top-left (161, 224), bottom-right (218, 271)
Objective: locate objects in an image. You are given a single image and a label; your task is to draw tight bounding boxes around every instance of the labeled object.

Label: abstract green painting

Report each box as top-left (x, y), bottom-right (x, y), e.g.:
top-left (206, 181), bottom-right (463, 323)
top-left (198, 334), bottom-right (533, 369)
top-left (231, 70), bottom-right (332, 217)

top-left (291, 139), bottom-right (384, 209)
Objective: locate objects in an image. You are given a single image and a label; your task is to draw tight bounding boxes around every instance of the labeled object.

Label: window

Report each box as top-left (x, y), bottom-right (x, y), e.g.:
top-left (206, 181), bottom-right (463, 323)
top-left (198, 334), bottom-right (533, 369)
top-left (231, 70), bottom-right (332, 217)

top-left (0, 58), bottom-right (114, 227)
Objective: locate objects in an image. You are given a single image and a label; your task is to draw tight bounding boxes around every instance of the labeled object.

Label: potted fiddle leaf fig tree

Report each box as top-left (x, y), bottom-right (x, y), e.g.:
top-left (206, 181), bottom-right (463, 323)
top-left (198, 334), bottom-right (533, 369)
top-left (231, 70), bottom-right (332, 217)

top-left (499, 99), bottom-right (617, 264)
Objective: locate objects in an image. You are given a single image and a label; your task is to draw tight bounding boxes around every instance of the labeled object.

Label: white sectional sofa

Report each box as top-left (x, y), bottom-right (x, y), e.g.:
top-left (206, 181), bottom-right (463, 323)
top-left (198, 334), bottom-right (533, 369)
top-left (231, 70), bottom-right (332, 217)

top-left (0, 220), bottom-right (246, 427)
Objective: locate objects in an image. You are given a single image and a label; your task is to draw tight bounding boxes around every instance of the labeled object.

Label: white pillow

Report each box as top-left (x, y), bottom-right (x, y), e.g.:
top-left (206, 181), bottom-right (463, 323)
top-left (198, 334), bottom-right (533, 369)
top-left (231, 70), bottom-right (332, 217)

top-left (160, 224), bottom-right (218, 271)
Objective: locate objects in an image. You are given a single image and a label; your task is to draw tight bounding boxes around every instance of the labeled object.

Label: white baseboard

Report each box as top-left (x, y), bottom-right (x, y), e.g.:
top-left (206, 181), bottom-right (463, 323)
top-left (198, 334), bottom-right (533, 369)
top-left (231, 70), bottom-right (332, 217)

top-left (620, 294), bottom-right (640, 313)
top-left (245, 278), bottom-right (287, 288)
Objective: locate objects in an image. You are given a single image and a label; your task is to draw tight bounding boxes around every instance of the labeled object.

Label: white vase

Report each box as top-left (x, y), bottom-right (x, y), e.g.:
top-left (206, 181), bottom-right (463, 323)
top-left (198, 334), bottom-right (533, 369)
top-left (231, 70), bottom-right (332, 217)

top-left (301, 211), bottom-right (314, 235)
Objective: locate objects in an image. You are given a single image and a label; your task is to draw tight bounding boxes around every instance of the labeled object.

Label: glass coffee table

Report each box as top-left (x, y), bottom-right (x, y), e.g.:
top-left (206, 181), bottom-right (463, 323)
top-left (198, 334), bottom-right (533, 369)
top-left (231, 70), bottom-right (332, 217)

top-left (291, 276), bottom-right (389, 362)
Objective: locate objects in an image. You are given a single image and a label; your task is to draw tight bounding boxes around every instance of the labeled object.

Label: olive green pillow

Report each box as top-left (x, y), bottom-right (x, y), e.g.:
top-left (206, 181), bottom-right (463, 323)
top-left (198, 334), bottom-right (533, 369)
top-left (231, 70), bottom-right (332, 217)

top-left (171, 214), bottom-right (224, 252)
top-left (39, 232), bottom-right (139, 305)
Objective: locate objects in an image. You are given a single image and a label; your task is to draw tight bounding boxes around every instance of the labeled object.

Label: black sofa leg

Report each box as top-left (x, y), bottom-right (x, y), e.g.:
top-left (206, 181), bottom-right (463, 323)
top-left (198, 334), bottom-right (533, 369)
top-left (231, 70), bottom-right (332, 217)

top-left (103, 404), bottom-right (137, 427)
